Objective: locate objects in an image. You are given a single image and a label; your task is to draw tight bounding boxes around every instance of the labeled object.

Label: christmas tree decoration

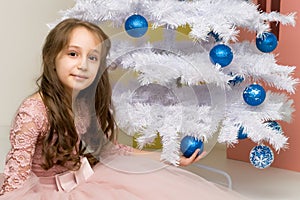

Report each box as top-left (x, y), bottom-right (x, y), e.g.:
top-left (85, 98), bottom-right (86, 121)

top-left (55, 0), bottom-right (297, 167)
top-left (249, 145), bottom-right (274, 169)
top-left (228, 73), bottom-right (244, 86)
top-left (125, 14), bottom-right (148, 38)
top-left (180, 136), bottom-right (204, 158)
top-left (237, 126), bottom-right (248, 140)
top-left (265, 120), bottom-right (283, 134)
top-left (208, 31), bottom-right (221, 42)
top-left (130, 83), bottom-right (179, 106)
top-left (243, 84), bottom-right (266, 106)
top-left (209, 44), bottom-right (233, 67)
top-left (256, 32), bottom-right (278, 53)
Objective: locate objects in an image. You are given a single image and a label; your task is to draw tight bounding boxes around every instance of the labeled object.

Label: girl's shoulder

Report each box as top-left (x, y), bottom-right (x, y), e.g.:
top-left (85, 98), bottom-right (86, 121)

top-left (17, 93), bottom-right (48, 123)
top-left (27, 92), bottom-right (43, 101)
top-left (11, 93), bottom-right (49, 134)
top-left (21, 93), bottom-right (45, 111)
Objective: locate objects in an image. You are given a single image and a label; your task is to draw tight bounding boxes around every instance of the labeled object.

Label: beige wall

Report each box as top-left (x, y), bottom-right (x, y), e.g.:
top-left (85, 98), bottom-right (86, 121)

top-left (0, 0), bottom-right (74, 127)
top-left (0, 0), bottom-right (74, 171)
top-left (0, 0), bottom-right (74, 126)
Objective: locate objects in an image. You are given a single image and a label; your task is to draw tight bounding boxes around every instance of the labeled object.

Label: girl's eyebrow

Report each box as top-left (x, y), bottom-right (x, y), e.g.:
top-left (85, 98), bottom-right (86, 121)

top-left (67, 45), bottom-right (81, 49)
top-left (90, 49), bottom-right (100, 55)
top-left (67, 45), bottom-right (100, 54)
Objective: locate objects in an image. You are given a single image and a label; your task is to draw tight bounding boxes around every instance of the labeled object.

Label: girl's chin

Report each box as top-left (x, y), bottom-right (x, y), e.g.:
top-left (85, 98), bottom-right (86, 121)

top-left (65, 86), bottom-right (89, 97)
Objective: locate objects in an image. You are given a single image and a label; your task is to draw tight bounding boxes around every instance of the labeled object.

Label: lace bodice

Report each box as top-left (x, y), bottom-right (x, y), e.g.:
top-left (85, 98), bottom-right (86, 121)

top-left (0, 97), bottom-right (132, 195)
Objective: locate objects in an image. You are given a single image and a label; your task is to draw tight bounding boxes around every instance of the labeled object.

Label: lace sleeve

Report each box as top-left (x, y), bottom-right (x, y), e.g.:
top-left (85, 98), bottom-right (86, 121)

top-left (0, 99), bottom-right (47, 195)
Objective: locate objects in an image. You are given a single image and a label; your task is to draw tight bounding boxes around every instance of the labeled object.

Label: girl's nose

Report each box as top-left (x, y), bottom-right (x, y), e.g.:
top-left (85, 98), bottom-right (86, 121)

top-left (77, 57), bottom-right (88, 70)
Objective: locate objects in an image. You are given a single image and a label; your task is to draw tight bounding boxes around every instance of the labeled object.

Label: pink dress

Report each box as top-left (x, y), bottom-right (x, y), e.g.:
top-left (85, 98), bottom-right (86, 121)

top-left (0, 97), bottom-right (247, 200)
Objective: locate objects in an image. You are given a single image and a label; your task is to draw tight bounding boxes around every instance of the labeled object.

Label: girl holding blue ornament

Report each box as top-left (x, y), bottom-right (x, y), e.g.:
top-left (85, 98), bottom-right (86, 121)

top-left (0, 18), bottom-right (247, 200)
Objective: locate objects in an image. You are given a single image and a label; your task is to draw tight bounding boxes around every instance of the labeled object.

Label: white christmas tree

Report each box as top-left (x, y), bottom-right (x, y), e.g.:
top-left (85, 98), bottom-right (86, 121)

top-left (53, 0), bottom-right (297, 167)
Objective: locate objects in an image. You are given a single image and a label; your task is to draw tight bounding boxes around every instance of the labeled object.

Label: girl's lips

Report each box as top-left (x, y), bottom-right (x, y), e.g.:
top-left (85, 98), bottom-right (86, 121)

top-left (71, 74), bottom-right (88, 80)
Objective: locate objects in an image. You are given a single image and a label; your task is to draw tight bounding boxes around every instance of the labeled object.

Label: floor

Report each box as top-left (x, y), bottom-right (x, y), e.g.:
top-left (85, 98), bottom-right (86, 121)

top-left (1, 126), bottom-right (299, 200)
top-left (185, 144), bottom-right (300, 200)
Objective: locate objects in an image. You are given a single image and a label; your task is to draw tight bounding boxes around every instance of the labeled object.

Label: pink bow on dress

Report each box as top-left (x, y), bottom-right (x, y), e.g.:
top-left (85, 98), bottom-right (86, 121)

top-left (54, 157), bottom-right (94, 192)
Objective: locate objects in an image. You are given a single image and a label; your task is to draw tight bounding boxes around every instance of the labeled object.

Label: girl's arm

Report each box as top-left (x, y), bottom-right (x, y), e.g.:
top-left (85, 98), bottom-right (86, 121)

top-left (117, 143), bottom-right (206, 166)
top-left (0, 99), bottom-right (45, 195)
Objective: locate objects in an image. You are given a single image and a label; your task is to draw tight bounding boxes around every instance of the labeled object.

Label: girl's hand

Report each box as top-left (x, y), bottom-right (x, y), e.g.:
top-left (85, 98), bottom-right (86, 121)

top-left (179, 149), bottom-right (206, 167)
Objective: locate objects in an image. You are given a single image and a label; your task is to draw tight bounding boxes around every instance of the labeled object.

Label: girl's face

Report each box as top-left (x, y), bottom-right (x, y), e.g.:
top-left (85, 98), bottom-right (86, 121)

top-left (55, 27), bottom-right (102, 95)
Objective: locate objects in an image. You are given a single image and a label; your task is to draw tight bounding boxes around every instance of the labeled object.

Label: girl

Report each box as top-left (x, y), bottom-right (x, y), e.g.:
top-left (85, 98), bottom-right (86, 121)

top-left (0, 18), bottom-right (247, 199)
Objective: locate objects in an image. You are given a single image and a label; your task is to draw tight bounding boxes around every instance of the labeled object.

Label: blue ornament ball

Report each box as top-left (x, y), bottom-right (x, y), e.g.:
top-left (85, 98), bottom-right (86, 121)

top-left (180, 136), bottom-right (204, 158)
top-left (265, 120), bottom-right (283, 134)
top-left (256, 32), bottom-right (278, 53)
top-left (209, 44), bottom-right (233, 67)
top-left (243, 84), bottom-right (266, 106)
top-left (237, 126), bottom-right (248, 139)
top-left (125, 14), bottom-right (148, 38)
top-left (249, 145), bottom-right (274, 169)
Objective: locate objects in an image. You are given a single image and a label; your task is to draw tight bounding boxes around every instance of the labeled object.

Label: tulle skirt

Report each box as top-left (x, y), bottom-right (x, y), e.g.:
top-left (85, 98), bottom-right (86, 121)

top-left (0, 155), bottom-right (248, 200)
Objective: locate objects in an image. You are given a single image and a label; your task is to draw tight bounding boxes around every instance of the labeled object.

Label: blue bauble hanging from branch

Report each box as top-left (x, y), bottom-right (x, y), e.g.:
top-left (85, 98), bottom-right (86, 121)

top-left (209, 44), bottom-right (233, 67)
top-left (180, 136), bottom-right (204, 158)
top-left (249, 145), bottom-right (274, 169)
top-left (256, 32), bottom-right (278, 53)
top-left (125, 14), bottom-right (148, 38)
top-left (264, 120), bottom-right (283, 134)
top-left (237, 126), bottom-right (248, 139)
top-left (243, 84), bottom-right (266, 106)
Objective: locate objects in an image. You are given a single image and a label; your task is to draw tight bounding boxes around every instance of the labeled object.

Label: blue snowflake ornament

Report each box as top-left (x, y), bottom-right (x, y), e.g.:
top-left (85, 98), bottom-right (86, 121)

top-left (249, 145), bottom-right (274, 169)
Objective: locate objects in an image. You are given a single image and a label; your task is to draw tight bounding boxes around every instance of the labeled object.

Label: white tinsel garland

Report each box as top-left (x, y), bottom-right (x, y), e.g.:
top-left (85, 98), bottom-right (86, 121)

top-left (113, 92), bottom-right (215, 138)
top-left (217, 88), bottom-right (294, 150)
top-left (112, 90), bottom-right (218, 164)
top-left (55, 0), bottom-right (295, 42)
top-left (229, 42), bottom-right (298, 93)
top-left (108, 40), bottom-right (297, 93)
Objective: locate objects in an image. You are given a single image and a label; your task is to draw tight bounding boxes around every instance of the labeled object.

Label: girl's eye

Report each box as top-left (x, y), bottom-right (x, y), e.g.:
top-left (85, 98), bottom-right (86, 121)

top-left (89, 55), bottom-right (98, 61)
top-left (68, 52), bottom-right (78, 57)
